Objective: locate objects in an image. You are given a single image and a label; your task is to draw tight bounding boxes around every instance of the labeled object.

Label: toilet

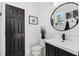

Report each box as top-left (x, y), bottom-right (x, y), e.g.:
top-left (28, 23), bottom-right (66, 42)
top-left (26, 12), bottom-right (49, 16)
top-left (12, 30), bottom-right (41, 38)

top-left (31, 45), bottom-right (43, 56)
top-left (31, 39), bottom-right (45, 56)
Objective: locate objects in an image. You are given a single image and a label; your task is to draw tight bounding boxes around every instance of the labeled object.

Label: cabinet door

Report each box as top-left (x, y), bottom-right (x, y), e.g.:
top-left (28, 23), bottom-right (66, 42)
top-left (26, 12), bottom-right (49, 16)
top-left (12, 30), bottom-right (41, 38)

top-left (55, 47), bottom-right (60, 56)
top-left (58, 48), bottom-right (76, 56)
top-left (46, 43), bottom-right (56, 56)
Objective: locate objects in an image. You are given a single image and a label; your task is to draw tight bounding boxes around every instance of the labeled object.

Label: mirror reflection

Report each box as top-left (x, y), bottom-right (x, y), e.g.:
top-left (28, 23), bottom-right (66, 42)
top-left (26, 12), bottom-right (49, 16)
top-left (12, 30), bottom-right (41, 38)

top-left (51, 2), bottom-right (78, 31)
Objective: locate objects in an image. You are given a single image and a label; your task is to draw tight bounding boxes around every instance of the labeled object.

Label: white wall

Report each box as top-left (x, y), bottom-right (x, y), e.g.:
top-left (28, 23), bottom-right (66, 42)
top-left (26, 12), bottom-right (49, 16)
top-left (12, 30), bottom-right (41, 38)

top-left (0, 3), bottom-right (1, 55)
top-left (39, 2), bottom-right (79, 39)
top-left (0, 2), bottom-right (40, 56)
top-left (39, 2), bottom-right (59, 39)
top-left (0, 2), bottom-right (5, 56)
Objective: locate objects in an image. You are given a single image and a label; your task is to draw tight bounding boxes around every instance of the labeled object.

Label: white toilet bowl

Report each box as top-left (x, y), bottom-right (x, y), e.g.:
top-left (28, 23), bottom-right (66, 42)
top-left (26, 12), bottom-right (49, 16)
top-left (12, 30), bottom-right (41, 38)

top-left (31, 45), bottom-right (43, 56)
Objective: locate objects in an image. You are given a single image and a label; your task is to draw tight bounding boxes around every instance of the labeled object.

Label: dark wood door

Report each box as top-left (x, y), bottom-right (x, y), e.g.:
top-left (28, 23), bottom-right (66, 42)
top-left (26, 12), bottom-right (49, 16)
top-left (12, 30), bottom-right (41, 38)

top-left (5, 4), bottom-right (25, 56)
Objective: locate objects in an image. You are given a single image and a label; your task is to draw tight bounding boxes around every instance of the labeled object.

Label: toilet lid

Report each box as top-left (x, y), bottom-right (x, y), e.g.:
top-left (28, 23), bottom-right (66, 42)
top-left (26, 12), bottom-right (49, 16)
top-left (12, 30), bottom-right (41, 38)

top-left (32, 45), bottom-right (42, 51)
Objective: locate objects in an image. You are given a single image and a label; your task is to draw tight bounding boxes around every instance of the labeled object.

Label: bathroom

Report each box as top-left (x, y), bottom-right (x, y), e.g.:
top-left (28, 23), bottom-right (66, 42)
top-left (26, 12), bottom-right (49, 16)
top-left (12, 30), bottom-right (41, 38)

top-left (0, 1), bottom-right (79, 56)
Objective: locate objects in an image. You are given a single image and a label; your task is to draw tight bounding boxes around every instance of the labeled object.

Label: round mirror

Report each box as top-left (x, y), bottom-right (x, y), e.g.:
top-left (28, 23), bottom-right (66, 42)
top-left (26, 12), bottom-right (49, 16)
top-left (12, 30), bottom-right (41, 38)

top-left (51, 2), bottom-right (78, 31)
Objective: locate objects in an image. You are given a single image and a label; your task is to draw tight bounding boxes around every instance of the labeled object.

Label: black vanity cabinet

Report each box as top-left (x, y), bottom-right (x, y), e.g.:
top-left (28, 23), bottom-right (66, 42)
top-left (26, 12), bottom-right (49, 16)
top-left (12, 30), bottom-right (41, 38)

top-left (46, 43), bottom-right (56, 56)
top-left (46, 43), bottom-right (76, 56)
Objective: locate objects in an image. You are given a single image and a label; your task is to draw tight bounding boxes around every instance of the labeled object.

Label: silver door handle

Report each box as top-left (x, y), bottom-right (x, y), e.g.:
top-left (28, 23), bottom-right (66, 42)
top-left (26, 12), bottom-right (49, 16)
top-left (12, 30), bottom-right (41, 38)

top-left (23, 34), bottom-right (24, 36)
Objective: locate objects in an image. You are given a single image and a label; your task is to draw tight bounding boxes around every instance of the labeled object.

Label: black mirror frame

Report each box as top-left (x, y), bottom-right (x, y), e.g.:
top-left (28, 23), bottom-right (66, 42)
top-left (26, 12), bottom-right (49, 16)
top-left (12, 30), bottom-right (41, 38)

top-left (50, 2), bottom-right (78, 31)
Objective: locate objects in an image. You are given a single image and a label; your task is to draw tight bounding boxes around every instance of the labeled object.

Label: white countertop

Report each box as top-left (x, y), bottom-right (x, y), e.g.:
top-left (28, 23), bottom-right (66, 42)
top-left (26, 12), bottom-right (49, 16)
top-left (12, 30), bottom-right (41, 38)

top-left (44, 38), bottom-right (79, 56)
